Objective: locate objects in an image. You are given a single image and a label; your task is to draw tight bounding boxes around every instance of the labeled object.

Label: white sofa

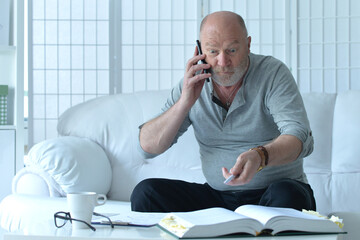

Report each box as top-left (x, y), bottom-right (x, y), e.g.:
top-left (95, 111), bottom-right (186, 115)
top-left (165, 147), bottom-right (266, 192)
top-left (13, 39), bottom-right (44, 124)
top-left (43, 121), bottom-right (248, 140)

top-left (1, 89), bottom-right (360, 239)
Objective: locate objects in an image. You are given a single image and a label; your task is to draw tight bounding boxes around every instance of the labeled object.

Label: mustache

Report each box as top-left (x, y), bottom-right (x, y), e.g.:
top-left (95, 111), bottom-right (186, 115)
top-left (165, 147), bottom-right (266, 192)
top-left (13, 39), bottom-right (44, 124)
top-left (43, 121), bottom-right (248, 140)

top-left (210, 67), bottom-right (235, 73)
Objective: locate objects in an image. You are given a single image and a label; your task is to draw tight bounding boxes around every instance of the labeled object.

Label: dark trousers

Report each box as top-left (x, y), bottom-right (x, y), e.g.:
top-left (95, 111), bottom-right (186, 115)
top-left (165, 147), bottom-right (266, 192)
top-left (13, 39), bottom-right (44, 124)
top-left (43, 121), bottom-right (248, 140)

top-left (130, 178), bottom-right (316, 212)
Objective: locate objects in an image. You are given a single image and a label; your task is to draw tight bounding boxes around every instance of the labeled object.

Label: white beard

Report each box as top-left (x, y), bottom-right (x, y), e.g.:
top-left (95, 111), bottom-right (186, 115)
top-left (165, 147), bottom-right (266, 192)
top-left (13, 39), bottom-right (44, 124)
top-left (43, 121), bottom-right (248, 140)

top-left (210, 57), bottom-right (249, 87)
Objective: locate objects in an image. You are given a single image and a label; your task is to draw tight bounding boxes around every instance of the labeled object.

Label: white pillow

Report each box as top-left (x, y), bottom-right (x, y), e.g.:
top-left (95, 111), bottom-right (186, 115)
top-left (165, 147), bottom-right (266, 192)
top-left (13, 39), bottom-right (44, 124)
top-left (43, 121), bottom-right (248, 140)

top-left (20, 136), bottom-right (112, 196)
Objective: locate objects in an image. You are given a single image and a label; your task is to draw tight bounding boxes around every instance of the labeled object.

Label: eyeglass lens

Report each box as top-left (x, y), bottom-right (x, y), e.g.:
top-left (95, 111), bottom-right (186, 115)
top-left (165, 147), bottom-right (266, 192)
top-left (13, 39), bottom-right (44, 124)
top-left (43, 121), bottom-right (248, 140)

top-left (54, 212), bottom-right (70, 228)
top-left (54, 211), bottom-right (96, 231)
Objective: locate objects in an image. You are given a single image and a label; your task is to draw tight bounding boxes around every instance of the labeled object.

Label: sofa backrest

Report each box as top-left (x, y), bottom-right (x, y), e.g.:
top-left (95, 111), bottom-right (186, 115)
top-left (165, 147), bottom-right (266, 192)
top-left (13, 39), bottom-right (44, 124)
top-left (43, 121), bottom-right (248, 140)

top-left (58, 90), bottom-right (360, 215)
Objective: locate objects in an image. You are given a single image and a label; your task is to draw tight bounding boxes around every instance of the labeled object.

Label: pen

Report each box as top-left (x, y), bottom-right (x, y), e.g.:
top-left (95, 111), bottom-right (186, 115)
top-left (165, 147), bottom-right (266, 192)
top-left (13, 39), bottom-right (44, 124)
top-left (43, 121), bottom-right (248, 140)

top-left (224, 174), bottom-right (235, 184)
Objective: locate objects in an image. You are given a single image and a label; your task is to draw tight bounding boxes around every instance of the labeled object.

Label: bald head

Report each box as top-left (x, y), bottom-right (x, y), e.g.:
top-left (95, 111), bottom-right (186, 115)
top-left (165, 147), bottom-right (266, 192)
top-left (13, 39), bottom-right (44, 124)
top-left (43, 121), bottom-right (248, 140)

top-left (200, 11), bottom-right (248, 39)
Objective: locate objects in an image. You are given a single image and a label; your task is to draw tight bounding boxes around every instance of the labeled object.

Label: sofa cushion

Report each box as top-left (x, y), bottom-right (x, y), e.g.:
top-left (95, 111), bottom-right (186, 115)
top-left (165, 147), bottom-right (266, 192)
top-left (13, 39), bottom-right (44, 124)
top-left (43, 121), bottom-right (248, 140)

top-left (331, 91), bottom-right (360, 212)
top-left (332, 91), bottom-right (360, 172)
top-left (302, 92), bottom-right (337, 174)
top-left (302, 92), bottom-right (336, 215)
top-left (14, 136), bottom-right (112, 196)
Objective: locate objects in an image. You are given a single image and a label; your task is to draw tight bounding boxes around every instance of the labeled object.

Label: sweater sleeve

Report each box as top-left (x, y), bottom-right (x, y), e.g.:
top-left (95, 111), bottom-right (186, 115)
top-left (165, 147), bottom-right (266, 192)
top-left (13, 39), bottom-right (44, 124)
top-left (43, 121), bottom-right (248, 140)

top-left (137, 79), bottom-right (192, 159)
top-left (265, 63), bottom-right (314, 159)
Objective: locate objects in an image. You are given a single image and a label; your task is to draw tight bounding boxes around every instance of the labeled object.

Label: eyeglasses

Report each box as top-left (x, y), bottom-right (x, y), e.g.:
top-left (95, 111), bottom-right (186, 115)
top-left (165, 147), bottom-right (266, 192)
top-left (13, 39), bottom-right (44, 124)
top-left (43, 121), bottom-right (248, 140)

top-left (54, 211), bottom-right (114, 231)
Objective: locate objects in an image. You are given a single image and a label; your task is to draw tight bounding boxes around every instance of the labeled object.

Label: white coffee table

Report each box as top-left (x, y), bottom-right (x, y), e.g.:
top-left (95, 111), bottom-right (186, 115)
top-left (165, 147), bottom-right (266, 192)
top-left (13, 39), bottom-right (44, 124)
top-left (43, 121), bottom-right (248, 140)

top-left (3, 223), bottom-right (344, 240)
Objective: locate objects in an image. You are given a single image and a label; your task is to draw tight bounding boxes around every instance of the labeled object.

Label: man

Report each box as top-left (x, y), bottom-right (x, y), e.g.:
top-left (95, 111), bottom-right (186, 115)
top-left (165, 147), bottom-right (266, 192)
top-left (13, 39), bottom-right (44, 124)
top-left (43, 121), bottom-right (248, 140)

top-left (131, 11), bottom-right (315, 212)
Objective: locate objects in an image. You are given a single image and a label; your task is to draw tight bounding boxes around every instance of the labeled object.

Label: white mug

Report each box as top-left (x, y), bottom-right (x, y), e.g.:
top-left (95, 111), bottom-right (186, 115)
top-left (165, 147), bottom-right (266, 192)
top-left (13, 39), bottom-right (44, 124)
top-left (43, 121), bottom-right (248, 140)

top-left (67, 192), bottom-right (107, 229)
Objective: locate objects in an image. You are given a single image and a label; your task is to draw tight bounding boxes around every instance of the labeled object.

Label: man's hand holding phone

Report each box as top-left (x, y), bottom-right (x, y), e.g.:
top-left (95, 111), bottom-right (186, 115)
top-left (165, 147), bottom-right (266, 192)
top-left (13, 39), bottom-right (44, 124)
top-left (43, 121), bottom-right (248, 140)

top-left (180, 41), bottom-right (211, 109)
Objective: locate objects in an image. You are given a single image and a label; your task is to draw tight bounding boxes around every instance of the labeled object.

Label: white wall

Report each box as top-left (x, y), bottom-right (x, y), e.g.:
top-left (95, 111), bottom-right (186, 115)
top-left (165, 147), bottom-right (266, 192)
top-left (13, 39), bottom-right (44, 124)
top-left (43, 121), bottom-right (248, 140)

top-left (117, 0), bottom-right (290, 93)
top-left (28, 0), bottom-right (111, 146)
top-left (296, 0), bottom-right (360, 93)
top-left (117, 0), bottom-right (199, 93)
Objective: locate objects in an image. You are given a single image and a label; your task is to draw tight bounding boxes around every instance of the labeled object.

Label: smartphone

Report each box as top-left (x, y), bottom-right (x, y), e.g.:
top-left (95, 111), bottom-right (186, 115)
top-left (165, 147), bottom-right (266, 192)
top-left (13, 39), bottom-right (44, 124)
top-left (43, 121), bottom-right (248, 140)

top-left (196, 40), bottom-right (210, 82)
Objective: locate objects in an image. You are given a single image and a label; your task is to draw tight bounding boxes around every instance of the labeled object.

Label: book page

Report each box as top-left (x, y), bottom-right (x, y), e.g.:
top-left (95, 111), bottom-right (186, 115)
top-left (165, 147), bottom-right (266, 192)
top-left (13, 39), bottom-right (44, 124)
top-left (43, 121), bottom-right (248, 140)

top-left (235, 205), bottom-right (324, 225)
top-left (158, 207), bottom-right (263, 238)
top-left (235, 205), bottom-right (342, 235)
top-left (167, 207), bottom-right (250, 225)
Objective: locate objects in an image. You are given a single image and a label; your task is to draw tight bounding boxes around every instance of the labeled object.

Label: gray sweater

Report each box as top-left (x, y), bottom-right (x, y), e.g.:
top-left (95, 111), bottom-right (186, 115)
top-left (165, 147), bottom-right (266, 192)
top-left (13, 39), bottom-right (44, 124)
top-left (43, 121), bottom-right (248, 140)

top-left (140, 53), bottom-right (314, 191)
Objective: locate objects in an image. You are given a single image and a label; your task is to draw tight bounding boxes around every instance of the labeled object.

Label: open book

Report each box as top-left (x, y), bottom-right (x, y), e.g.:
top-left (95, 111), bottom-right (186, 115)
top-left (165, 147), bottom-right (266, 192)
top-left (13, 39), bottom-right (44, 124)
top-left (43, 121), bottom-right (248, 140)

top-left (158, 205), bottom-right (343, 238)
